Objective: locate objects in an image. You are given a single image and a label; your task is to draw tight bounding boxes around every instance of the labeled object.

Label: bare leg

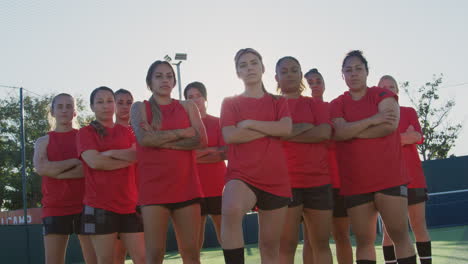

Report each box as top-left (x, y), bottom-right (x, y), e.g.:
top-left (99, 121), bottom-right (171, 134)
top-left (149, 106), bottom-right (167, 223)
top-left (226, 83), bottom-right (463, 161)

top-left (44, 234), bottom-right (69, 264)
top-left (303, 208), bottom-right (333, 264)
top-left (171, 203), bottom-right (202, 264)
top-left (90, 233), bottom-right (118, 264)
top-left (279, 205), bottom-right (303, 264)
top-left (120, 232), bottom-right (146, 264)
top-left (258, 206), bottom-right (288, 264)
top-left (78, 235), bottom-right (97, 264)
top-left (348, 202), bottom-right (378, 261)
top-left (141, 206), bottom-right (170, 264)
top-left (331, 217), bottom-right (353, 264)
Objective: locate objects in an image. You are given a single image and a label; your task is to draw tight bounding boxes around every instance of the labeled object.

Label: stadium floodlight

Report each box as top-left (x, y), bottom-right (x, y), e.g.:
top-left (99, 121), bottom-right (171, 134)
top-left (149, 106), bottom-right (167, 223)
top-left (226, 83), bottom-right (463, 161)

top-left (163, 53), bottom-right (187, 100)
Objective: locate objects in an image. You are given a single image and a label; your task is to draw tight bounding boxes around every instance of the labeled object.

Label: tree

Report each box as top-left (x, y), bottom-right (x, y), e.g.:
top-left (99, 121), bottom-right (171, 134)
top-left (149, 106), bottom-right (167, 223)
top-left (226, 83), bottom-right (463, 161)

top-left (0, 93), bottom-right (92, 210)
top-left (403, 75), bottom-right (463, 161)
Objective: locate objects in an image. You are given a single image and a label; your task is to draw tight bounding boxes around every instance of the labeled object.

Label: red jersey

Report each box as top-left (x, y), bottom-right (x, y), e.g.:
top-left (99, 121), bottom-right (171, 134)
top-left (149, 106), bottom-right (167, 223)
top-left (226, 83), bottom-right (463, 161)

top-left (399, 106), bottom-right (427, 188)
top-left (220, 94), bottom-right (291, 197)
top-left (197, 115), bottom-right (227, 198)
top-left (137, 100), bottom-right (202, 205)
top-left (330, 87), bottom-right (408, 195)
top-left (328, 143), bottom-right (340, 189)
top-left (41, 129), bottom-right (85, 218)
top-left (77, 124), bottom-right (137, 214)
top-left (282, 96), bottom-right (331, 188)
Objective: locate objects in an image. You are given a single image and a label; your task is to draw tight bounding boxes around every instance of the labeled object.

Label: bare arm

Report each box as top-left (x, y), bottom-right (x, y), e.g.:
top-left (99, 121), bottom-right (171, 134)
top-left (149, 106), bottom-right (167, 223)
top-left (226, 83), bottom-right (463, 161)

top-left (284, 123), bottom-right (332, 143)
top-left (54, 164), bottom-right (84, 179)
top-left (222, 125), bottom-right (267, 144)
top-left (101, 144), bottom-right (136, 162)
top-left (237, 117), bottom-right (292, 137)
top-left (159, 101), bottom-right (208, 150)
top-left (130, 102), bottom-right (191, 147)
top-left (81, 149), bottom-right (133, 171)
top-left (196, 146), bottom-right (226, 163)
top-left (356, 98), bottom-right (400, 139)
top-left (281, 123), bottom-right (314, 140)
top-left (400, 125), bottom-right (423, 145)
top-left (33, 136), bottom-right (81, 178)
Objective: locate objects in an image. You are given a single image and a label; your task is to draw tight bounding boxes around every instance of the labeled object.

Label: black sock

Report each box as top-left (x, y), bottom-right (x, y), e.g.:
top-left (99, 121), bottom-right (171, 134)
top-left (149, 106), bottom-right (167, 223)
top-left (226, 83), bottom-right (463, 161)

top-left (397, 255), bottom-right (417, 264)
top-left (416, 241), bottom-right (432, 264)
top-left (383, 245), bottom-right (397, 263)
top-left (223, 247), bottom-right (244, 264)
top-left (356, 260), bottom-right (376, 264)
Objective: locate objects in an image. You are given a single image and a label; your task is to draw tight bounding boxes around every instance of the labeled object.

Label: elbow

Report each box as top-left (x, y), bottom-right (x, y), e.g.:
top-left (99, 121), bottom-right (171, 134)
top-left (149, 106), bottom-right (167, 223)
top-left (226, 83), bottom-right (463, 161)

top-left (34, 166), bottom-right (48, 177)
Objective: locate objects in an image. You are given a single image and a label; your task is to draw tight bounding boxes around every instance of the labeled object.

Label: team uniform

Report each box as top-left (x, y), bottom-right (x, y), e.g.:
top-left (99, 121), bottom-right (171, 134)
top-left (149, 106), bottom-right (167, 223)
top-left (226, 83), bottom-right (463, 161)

top-left (399, 106), bottom-right (428, 205)
top-left (330, 87), bottom-right (409, 208)
top-left (77, 124), bottom-right (142, 234)
top-left (220, 94), bottom-right (291, 210)
top-left (282, 96), bottom-right (333, 210)
top-left (197, 114), bottom-right (227, 215)
top-left (137, 100), bottom-right (203, 209)
top-left (42, 129), bottom-right (85, 235)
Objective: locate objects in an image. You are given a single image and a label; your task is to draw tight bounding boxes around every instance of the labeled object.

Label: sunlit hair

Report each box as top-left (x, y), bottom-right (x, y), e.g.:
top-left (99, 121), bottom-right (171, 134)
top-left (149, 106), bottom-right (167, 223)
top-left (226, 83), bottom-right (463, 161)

top-left (379, 75), bottom-right (399, 93)
top-left (89, 86), bottom-right (115, 138)
top-left (342, 50), bottom-right (369, 73)
top-left (234, 48), bottom-right (276, 99)
top-left (275, 56), bottom-right (306, 94)
top-left (183, 81), bottom-right (207, 100)
top-left (115, 89), bottom-right (133, 100)
top-left (48, 93), bottom-right (79, 131)
top-left (145, 60), bottom-right (177, 130)
top-left (304, 68), bottom-right (323, 79)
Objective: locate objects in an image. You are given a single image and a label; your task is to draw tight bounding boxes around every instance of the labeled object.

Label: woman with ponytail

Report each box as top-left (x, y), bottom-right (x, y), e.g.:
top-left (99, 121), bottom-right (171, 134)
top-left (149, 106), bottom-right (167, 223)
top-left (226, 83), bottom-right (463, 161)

top-left (130, 61), bottom-right (207, 264)
top-left (220, 48), bottom-right (292, 264)
top-left (77, 86), bottom-right (145, 264)
top-left (34, 93), bottom-right (96, 264)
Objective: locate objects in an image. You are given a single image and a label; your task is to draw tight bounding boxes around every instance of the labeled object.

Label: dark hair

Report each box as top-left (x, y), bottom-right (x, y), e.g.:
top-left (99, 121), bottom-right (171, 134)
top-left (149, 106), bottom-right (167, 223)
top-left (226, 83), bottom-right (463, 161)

top-left (115, 89), bottom-right (133, 100)
top-left (89, 86), bottom-right (114, 138)
top-left (275, 56), bottom-right (306, 94)
top-left (342, 50), bottom-right (369, 73)
top-left (184, 81), bottom-right (207, 100)
top-left (304, 68), bottom-right (323, 79)
top-left (145, 60), bottom-right (177, 130)
top-left (145, 60), bottom-right (177, 89)
top-left (234, 48), bottom-right (276, 99)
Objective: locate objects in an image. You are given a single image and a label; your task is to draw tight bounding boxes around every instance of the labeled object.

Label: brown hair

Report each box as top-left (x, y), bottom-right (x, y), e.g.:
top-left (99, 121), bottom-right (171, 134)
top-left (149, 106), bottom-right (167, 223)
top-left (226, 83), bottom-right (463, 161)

top-left (275, 56), bottom-right (307, 94)
top-left (48, 93), bottom-right (78, 130)
top-left (234, 48), bottom-right (275, 99)
top-left (89, 86), bottom-right (114, 138)
top-left (145, 60), bottom-right (177, 129)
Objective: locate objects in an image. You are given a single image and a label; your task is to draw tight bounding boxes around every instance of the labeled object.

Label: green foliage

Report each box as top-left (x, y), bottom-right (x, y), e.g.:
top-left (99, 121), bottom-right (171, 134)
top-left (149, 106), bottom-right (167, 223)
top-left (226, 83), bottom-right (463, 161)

top-left (0, 93), bottom-right (92, 210)
top-left (403, 75), bottom-right (463, 161)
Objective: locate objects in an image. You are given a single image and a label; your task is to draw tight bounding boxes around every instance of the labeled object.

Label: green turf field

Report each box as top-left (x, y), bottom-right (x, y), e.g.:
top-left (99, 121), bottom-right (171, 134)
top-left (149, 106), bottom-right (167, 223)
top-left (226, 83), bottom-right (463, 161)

top-left (127, 225), bottom-right (468, 264)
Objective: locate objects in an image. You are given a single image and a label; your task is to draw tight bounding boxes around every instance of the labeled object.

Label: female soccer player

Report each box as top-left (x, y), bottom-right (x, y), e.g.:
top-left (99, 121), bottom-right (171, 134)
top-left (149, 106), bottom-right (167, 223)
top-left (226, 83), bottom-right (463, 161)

top-left (305, 68), bottom-right (354, 264)
top-left (130, 61), bottom-right (207, 264)
top-left (220, 48), bottom-right (292, 264)
top-left (77, 86), bottom-right (145, 264)
top-left (114, 88), bottom-right (135, 263)
top-left (34, 93), bottom-right (96, 264)
top-left (330, 50), bottom-right (416, 264)
top-left (183, 81), bottom-right (226, 249)
top-left (379, 75), bottom-right (432, 264)
top-left (276, 57), bottom-right (333, 264)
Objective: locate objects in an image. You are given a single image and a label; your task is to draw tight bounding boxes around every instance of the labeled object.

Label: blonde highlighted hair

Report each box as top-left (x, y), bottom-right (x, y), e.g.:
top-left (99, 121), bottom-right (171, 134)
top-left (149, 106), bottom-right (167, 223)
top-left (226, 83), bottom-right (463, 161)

top-left (47, 93), bottom-right (79, 131)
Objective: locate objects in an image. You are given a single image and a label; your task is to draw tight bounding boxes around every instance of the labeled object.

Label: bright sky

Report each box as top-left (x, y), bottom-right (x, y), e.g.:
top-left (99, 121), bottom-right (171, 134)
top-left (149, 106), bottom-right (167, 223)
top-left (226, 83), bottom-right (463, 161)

top-left (1, 1), bottom-right (466, 156)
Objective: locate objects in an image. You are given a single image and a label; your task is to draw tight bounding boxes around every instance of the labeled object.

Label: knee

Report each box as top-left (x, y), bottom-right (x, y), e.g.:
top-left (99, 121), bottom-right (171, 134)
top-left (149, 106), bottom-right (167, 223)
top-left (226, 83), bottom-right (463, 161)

top-left (260, 239), bottom-right (280, 255)
top-left (333, 231), bottom-right (351, 244)
top-left (222, 204), bottom-right (244, 220)
top-left (147, 248), bottom-right (165, 263)
top-left (179, 247), bottom-right (200, 262)
top-left (280, 236), bottom-right (298, 254)
top-left (355, 233), bottom-right (376, 247)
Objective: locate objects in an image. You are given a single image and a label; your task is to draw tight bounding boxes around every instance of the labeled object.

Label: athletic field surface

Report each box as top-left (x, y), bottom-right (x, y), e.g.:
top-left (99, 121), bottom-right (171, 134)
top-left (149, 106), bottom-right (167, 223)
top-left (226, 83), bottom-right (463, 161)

top-left (122, 225), bottom-right (468, 264)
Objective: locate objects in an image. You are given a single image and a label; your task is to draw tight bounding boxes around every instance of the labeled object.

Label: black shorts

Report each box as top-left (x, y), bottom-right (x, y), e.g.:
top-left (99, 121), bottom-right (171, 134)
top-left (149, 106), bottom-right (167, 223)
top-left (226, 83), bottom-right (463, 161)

top-left (42, 213), bottom-right (82, 236)
top-left (81, 205), bottom-right (144, 235)
top-left (345, 185), bottom-right (408, 209)
top-left (332, 188), bottom-right (348, 218)
top-left (201, 196), bottom-right (222, 216)
top-left (408, 188), bottom-right (428, 206)
top-left (289, 184), bottom-right (333, 210)
top-left (242, 181), bottom-right (291, 211)
top-left (142, 198), bottom-right (202, 211)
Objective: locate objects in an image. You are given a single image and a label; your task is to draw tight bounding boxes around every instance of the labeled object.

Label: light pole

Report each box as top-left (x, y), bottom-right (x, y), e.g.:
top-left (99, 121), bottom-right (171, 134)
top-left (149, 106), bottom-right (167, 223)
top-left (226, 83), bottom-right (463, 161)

top-left (164, 53), bottom-right (187, 100)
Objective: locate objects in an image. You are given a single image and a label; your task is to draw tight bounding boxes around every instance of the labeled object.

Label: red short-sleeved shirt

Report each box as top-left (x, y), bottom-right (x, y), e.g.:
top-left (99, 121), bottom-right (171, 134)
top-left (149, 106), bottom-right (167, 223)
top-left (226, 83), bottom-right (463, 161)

top-left (399, 106), bottom-right (427, 188)
top-left (137, 100), bottom-right (202, 205)
top-left (220, 94), bottom-right (291, 197)
top-left (328, 142), bottom-right (341, 189)
top-left (41, 129), bottom-right (85, 218)
top-left (330, 87), bottom-right (408, 195)
top-left (197, 115), bottom-right (227, 198)
top-left (77, 124), bottom-right (137, 214)
top-left (282, 96), bottom-right (332, 188)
